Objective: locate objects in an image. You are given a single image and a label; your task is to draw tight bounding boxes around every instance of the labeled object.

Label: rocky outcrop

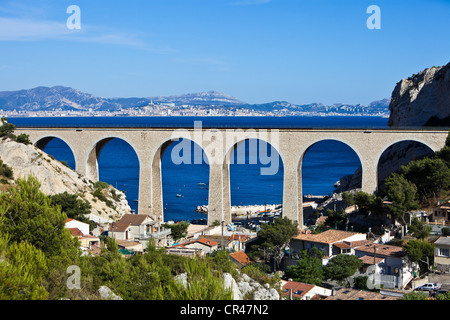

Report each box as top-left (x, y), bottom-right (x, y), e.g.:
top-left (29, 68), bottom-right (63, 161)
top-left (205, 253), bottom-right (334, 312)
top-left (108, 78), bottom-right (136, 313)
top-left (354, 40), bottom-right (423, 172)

top-left (223, 273), bottom-right (280, 300)
top-left (175, 272), bottom-right (280, 300)
top-left (388, 62), bottom-right (450, 127)
top-left (0, 138), bottom-right (131, 222)
top-left (97, 286), bottom-right (123, 300)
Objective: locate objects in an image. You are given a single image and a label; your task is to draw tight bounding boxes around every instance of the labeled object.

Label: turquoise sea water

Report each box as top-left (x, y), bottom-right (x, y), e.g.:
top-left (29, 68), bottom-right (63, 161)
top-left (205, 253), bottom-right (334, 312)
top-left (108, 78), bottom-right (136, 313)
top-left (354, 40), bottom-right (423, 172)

top-left (11, 116), bottom-right (388, 222)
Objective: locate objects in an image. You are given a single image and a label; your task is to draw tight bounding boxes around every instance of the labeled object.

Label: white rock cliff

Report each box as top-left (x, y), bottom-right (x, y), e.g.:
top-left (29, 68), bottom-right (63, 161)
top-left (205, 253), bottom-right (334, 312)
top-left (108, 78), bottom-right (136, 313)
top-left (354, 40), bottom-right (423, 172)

top-left (0, 138), bottom-right (131, 223)
top-left (388, 62), bottom-right (450, 127)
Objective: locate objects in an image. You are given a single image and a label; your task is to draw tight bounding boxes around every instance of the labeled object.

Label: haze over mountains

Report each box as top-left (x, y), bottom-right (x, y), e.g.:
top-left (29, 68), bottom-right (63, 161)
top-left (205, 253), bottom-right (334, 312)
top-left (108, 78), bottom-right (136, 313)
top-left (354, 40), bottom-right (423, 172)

top-left (0, 86), bottom-right (390, 116)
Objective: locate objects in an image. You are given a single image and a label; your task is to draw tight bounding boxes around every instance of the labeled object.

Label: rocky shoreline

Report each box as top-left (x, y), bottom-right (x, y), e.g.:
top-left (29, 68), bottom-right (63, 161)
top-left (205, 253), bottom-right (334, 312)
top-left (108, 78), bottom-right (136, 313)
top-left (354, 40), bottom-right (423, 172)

top-left (196, 203), bottom-right (281, 216)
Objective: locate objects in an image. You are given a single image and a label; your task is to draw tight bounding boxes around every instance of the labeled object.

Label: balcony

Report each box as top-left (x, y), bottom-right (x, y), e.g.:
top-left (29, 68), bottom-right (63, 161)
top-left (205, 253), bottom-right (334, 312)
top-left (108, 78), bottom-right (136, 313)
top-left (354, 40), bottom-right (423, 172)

top-left (139, 228), bottom-right (171, 239)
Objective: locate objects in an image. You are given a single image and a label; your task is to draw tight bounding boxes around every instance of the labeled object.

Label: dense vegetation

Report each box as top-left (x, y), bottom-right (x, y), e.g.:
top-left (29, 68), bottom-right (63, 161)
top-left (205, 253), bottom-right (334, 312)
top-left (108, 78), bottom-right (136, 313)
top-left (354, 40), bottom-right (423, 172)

top-left (0, 176), bottom-right (234, 300)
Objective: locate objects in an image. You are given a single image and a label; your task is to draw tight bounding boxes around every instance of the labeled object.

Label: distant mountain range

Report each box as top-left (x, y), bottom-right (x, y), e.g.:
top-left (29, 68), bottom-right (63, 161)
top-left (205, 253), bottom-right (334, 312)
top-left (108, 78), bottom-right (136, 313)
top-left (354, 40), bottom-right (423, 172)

top-left (0, 86), bottom-right (390, 115)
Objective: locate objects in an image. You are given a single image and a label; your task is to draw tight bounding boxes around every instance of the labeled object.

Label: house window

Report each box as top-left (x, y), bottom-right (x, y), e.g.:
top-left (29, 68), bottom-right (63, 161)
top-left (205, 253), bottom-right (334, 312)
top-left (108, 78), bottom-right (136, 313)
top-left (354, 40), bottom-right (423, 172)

top-left (438, 248), bottom-right (450, 257)
top-left (341, 248), bottom-right (350, 254)
top-left (386, 266), bottom-right (392, 275)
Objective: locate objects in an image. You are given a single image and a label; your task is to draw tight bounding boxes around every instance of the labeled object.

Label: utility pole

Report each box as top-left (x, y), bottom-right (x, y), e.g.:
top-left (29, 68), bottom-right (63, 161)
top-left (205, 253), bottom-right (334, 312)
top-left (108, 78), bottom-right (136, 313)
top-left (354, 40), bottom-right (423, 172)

top-left (373, 244), bottom-right (377, 286)
top-left (221, 220), bottom-right (224, 249)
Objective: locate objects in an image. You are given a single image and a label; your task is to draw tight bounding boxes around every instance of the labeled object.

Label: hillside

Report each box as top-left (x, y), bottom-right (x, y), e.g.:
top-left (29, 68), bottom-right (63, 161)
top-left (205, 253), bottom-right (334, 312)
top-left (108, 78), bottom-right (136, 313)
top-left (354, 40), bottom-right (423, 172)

top-left (0, 86), bottom-right (245, 112)
top-left (0, 85), bottom-right (390, 116)
top-left (0, 137), bottom-right (131, 223)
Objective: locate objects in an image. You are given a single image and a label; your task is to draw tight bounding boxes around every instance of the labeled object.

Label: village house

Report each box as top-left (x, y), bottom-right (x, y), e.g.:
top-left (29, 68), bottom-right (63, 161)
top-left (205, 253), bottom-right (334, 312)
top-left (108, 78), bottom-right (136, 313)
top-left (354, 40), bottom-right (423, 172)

top-left (116, 240), bottom-right (144, 254)
top-left (65, 218), bottom-right (100, 251)
top-left (281, 280), bottom-right (332, 300)
top-left (434, 236), bottom-right (450, 273)
top-left (227, 234), bottom-right (253, 252)
top-left (353, 242), bottom-right (415, 289)
top-left (289, 229), bottom-right (368, 265)
top-left (432, 201), bottom-right (450, 225)
top-left (66, 218), bottom-right (90, 236)
top-left (166, 238), bottom-right (219, 257)
top-left (109, 214), bottom-right (171, 249)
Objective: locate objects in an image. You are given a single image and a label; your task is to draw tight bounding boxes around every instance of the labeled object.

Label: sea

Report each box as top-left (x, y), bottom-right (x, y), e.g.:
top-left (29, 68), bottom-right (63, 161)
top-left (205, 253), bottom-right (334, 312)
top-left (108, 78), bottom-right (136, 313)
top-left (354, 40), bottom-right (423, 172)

top-left (10, 116), bottom-right (389, 222)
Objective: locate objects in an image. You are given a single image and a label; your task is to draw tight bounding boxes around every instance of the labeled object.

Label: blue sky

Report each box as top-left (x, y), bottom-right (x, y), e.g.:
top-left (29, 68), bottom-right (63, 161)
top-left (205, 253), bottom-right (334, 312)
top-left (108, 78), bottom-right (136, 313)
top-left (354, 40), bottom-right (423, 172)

top-left (0, 0), bottom-right (449, 105)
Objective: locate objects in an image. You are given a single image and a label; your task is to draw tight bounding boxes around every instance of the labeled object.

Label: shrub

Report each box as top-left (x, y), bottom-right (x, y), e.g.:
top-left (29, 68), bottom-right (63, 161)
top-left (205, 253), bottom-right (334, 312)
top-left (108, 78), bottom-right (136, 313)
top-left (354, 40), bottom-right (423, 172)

top-left (16, 133), bottom-right (32, 145)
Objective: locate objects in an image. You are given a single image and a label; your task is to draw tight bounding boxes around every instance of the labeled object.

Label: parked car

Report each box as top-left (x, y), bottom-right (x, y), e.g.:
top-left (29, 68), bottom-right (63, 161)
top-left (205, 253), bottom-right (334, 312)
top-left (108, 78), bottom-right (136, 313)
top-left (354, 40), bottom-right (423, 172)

top-left (415, 283), bottom-right (441, 291)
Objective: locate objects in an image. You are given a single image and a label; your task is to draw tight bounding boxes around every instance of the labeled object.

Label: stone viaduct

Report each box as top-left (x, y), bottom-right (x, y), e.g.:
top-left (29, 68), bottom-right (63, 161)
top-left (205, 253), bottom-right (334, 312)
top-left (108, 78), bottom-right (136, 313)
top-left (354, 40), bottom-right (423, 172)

top-left (15, 125), bottom-right (449, 228)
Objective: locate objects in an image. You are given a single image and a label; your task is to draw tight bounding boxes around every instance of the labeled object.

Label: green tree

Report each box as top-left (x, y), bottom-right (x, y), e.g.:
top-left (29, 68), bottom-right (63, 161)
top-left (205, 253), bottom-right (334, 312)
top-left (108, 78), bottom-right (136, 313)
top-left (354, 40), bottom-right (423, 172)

top-left (284, 249), bottom-right (324, 285)
top-left (324, 209), bottom-right (347, 229)
top-left (0, 176), bottom-right (80, 258)
top-left (323, 254), bottom-right (363, 283)
top-left (253, 217), bottom-right (298, 270)
top-left (354, 191), bottom-right (384, 216)
top-left (403, 239), bottom-right (434, 273)
top-left (162, 221), bottom-right (190, 242)
top-left (0, 117), bottom-right (16, 138)
top-left (353, 276), bottom-right (370, 290)
top-left (409, 217), bottom-right (432, 240)
top-left (342, 191), bottom-right (355, 207)
top-left (436, 146), bottom-right (450, 167)
top-left (50, 192), bottom-right (92, 227)
top-left (384, 173), bottom-right (419, 224)
top-left (400, 157), bottom-right (450, 203)
top-left (0, 235), bottom-right (49, 300)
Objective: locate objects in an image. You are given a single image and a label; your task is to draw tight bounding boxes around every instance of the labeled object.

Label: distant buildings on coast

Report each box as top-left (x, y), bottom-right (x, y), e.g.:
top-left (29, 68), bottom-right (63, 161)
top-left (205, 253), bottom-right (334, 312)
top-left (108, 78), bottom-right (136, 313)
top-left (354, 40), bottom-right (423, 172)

top-left (1, 102), bottom-right (390, 118)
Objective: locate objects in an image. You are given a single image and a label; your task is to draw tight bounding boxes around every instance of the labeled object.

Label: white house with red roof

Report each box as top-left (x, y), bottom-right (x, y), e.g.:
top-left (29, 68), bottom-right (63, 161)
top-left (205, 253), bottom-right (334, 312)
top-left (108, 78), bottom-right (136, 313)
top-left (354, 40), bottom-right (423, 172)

top-left (281, 280), bottom-right (332, 300)
top-left (290, 229), bottom-right (368, 264)
top-left (65, 218), bottom-right (100, 251)
top-left (66, 218), bottom-right (89, 236)
top-left (353, 242), bottom-right (416, 289)
top-left (166, 238), bottom-right (219, 256)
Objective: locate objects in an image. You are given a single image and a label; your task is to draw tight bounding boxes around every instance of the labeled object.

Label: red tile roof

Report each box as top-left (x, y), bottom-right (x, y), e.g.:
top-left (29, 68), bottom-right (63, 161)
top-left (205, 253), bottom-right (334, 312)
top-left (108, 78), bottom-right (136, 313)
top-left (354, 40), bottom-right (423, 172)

top-left (192, 238), bottom-right (219, 247)
top-left (68, 228), bottom-right (83, 237)
top-left (354, 243), bottom-right (406, 258)
top-left (282, 281), bottom-right (315, 299)
top-left (229, 251), bottom-right (252, 266)
top-left (171, 238), bottom-right (219, 249)
top-left (228, 234), bottom-right (251, 242)
top-left (112, 214), bottom-right (153, 232)
top-left (359, 255), bottom-right (385, 265)
top-left (292, 229), bottom-right (363, 244)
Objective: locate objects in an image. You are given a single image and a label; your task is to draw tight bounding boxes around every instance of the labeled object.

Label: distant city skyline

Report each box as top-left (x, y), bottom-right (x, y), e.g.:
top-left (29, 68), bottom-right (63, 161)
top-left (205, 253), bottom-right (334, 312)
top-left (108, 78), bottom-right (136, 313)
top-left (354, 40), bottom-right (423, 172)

top-left (0, 0), bottom-right (449, 106)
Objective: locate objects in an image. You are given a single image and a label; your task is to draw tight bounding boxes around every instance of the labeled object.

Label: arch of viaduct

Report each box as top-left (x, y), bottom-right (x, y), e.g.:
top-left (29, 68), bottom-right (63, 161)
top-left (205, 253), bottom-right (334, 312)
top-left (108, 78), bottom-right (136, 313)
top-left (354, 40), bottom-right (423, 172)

top-left (15, 126), bottom-right (449, 228)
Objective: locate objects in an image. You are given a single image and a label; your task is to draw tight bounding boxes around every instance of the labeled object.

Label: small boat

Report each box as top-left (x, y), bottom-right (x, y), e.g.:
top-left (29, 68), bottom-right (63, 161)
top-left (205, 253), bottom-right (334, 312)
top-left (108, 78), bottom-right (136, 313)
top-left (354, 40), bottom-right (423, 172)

top-left (198, 183), bottom-right (207, 186)
top-left (176, 194), bottom-right (182, 197)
